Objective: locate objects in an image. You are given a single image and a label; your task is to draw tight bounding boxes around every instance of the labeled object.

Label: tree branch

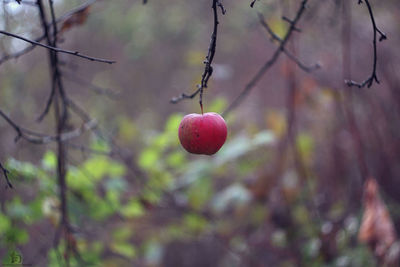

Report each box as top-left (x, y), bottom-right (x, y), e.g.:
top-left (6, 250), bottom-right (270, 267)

top-left (223, 0), bottom-right (309, 116)
top-left (0, 0), bottom-right (97, 65)
top-left (258, 13), bottom-right (320, 73)
top-left (170, 0), bottom-right (225, 114)
top-left (0, 108), bottom-right (97, 144)
top-left (345, 0), bottom-right (386, 88)
top-left (0, 161), bottom-right (12, 189)
top-left (63, 71), bottom-right (119, 99)
top-left (0, 30), bottom-right (116, 64)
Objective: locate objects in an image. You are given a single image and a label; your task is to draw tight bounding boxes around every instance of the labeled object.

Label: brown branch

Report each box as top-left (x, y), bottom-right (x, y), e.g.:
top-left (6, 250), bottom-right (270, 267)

top-left (0, 161), bottom-right (12, 189)
top-left (258, 13), bottom-right (320, 73)
top-left (0, 30), bottom-right (116, 64)
top-left (0, 34), bottom-right (45, 64)
top-left (63, 71), bottom-right (119, 99)
top-left (345, 0), bottom-right (386, 88)
top-left (42, 0), bottom-right (72, 263)
top-left (341, 0), bottom-right (369, 181)
top-left (170, 0), bottom-right (225, 113)
top-left (36, 0), bottom-right (68, 123)
top-left (0, 108), bottom-right (97, 144)
top-left (0, 0), bottom-right (97, 65)
top-left (223, 0), bottom-right (309, 116)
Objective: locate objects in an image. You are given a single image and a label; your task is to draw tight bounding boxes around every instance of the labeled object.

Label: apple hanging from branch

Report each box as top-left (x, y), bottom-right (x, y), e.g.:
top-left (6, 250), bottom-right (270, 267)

top-left (178, 112), bottom-right (227, 155)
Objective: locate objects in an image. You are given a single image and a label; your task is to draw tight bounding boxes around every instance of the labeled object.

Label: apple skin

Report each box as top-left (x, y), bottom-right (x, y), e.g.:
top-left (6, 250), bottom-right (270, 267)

top-left (178, 112), bottom-right (227, 155)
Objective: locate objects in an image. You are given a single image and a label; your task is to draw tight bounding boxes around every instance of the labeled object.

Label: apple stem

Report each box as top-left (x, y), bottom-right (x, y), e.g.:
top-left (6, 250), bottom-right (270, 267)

top-left (200, 102), bottom-right (204, 115)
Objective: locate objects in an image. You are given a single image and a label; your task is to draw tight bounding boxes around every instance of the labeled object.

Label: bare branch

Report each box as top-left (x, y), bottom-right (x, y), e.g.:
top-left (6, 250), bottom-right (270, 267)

top-left (345, 0), bottom-right (386, 88)
top-left (0, 30), bottom-right (116, 64)
top-left (0, 0), bottom-right (97, 65)
top-left (223, 0), bottom-right (309, 116)
top-left (63, 71), bottom-right (119, 99)
top-left (258, 13), bottom-right (320, 73)
top-left (0, 34), bottom-right (46, 65)
top-left (0, 161), bottom-right (12, 189)
top-left (171, 0), bottom-right (225, 113)
top-left (0, 108), bottom-right (96, 144)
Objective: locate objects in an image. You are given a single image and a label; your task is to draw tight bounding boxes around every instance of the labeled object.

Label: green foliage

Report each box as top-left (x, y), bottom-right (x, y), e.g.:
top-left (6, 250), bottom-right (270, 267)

top-left (0, 113), bottom-right (379, 266)
top-left (120, 199), bottom-right (145, 218)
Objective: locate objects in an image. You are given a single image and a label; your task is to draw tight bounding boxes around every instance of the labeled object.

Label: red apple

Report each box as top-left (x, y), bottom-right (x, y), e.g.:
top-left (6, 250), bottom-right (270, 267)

top-left (178, 112), bottom-right (227, 155)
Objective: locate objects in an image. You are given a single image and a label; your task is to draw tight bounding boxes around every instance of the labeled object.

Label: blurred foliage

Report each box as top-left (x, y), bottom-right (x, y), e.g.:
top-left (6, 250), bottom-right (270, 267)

top-left (1, 0), bottom-right (400, 266)
top-left (0, 111), bottom-right (378, 266)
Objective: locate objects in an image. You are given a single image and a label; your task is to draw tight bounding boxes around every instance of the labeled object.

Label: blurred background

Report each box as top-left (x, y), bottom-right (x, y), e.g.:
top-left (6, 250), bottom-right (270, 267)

top-left (0, 0), bottom-right (399, 266)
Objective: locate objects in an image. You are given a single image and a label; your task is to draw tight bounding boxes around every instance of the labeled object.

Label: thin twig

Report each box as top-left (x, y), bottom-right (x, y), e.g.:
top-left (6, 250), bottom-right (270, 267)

top-left (0, 0), bottom-right (97, 65)
top-left (223, 0), bottom-right (309, 116)
top-left (0, 161), bottom-right (12, 188)
top-left (258, 13), bottom-right (320, 72)
top-left (0, 108), bottom-right (96, 144)
top-left (170, 0), bottom-right (225, 113)
top-left (36, 0), bottom-right (68, 123)
top-left (63, 71), bottom-right (119, 99)
top-left (0, 30), bottom-right (116, 64)
top-left (345, 0), bottom-right (386, 88)
top-left (65, 98), bottom-right (144, 179)
top-left (0, 34), bottom-right (45, 64)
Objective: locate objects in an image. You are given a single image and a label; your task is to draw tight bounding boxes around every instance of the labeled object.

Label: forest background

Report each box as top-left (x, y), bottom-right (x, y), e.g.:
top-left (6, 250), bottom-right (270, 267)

top-left (0, 0), bottom-right (399, 266)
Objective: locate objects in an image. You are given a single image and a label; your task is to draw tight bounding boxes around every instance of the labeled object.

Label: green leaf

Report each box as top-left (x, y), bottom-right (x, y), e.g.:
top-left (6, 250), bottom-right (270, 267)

top-left (138, 148), bottom-right (159, 170)
top-left (67, 167), bottom-right (94, 190)
top-left (82, 156), bottom-right (110, 180)
top-left (113, 227), bottom-right (133, 242)
top-left (110, 242), bottom-right (137, 259)
top-left (88, 196), bottom-right (113, 220)
top-left (42, 151), bottom-right (56, 170)
top-left (6, 158), bottom-right (38, 180)
top-left (106, 190), bottom-right (121, 209)
top-left (166, 151), bottom-right (186, 168)
top-left (296, 133), bottom-right (314, 161)
top-left (7, 197), bottom-right (32, 222)
top-left (165, 113), bottom-right (182, 133)
top-left (153, 134), bottom-right (169, 150)
top-left (108, 161), bottom-right (126, 177)
top-left (5, 227), bottom-right (29, 245)
top-left (183, 213), bottom-right (207, 233)
top-left (0, 214), bottom-right (10, 234)
top-left (121, 199), bottom-right (144, 218)
top-left (118, 117), bottom-right (138, 141)
top-left (208, 97), bottom-right (227, 113)
top-left (90, 138), bottom-right (111, 152)
top-left (187, 177), bottom-right (213, 210)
